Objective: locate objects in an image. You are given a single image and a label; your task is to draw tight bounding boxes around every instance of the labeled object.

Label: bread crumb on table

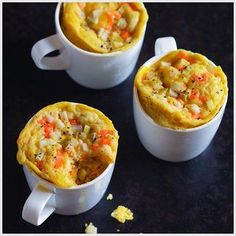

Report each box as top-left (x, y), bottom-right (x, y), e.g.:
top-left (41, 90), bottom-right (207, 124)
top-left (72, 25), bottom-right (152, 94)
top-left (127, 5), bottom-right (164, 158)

top-left (85, 222), bottom-right (97, 234)
top-left (107, 193), bottom-right (113, 200)
top-left (111, 205), bottom-right (134, 223)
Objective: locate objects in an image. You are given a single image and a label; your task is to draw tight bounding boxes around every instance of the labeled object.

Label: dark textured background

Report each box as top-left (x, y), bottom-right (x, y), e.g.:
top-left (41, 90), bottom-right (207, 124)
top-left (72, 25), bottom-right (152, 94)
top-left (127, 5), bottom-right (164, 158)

top-left (3, 3), bottom-right (233, 233)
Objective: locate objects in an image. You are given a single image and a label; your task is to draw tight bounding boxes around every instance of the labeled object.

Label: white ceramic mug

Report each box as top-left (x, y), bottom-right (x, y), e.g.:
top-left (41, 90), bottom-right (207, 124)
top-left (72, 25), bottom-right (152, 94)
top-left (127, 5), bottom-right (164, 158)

top-left (21, 163), bottom-right (114, 226)
top-left (133, 37), bottom-right (227, 162)
top-left (31, 3), bottom-right (147, 89)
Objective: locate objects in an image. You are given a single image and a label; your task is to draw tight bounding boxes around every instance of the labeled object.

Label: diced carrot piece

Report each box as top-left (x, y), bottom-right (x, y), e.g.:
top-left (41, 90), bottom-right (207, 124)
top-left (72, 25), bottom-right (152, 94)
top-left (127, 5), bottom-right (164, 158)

top-left (106, 12), bottom-right (114, 30)
top-left (188, 57), bottom-right (195, 64)
top-left (190, 111), bottom-right (201, 119)
top-left (98, 129), bottom-right (114, 137)
top-left (177, 51), bottom-right (196, 64)
top-left (106, 11), bottom-right (121, 30)
top-left (199, 95), bottom-right (208, 103)
top-left (91, 143), bottom-right (100, 152)
top-left (197, 74), bottom-right (207, 82)
top-left (107, 12), bottom-right (113, 22)
top-left (69, 167), bottom-right (76, 176)
top-left (54, 150), bottom-right (64, 169)
top-left (37, 160), bottom-right (44, 170)
top-left (201, 73), bottom-right (209, 82)
top-left (92, 129), bottom-right (114, 148)
top-left (175, 64), bottom-right (186, 71)
top-left (128, 3), bottom-right (139, 11)
top-left (191, 73), bottom-right (208, 83)
top-left (44, 123), bottom-right (55, 138)
top-left (37, 117), bottom-right (47, 125)
top-left (177, 51), bottom-right (188, 60)
top-left (106, 25), bottom-right (112, 31)
top-left (189, 88), bottom-right (200, 100)
top-left (69, 118), bottom-right (78, 125)
top-left (114, 11), bottom-right (121, 20)
top-left (38, 116), bottom-right (55, 139)
top-left (120, 30), bottom-right (131, 41)
top-left (99, 138), bottom-right (111, 146)
top-left (191, 74), bottom-right (198, 82)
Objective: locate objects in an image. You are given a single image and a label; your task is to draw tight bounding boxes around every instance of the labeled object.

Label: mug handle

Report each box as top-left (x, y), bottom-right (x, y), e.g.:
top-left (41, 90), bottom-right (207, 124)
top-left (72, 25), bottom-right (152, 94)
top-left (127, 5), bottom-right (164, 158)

top-left (154, 36), bottom-right (177, 56)
top-left (31, 34), bottom-right (69, 70)
top-left (22, 183), bottom-right (56, 226)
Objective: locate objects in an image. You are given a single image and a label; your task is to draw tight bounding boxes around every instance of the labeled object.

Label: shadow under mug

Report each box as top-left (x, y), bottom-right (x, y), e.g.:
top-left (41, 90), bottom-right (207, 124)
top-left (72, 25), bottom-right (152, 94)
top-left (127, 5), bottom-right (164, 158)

top-left (133, 37), bottom-right (227, 162)
top-left (31, 3), bottom-right (147, 89)
top-left (22, 163), bottom-right (114, 226)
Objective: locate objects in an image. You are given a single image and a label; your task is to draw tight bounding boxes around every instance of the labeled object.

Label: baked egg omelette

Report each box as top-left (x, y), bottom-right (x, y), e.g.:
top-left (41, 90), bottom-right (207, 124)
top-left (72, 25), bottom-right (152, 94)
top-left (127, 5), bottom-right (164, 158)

top-left (60, 2), bottom-right (148, 53)
top-left (17, 102), bottom-right (119, 188)
top-left (135, 49), bottom-right (228, 129)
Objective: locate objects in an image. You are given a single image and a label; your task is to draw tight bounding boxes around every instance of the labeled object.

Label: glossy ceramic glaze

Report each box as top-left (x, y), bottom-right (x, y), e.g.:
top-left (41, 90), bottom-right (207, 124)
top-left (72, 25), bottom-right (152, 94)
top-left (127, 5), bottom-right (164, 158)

top-left (22, 163), bottom-right (114, 226)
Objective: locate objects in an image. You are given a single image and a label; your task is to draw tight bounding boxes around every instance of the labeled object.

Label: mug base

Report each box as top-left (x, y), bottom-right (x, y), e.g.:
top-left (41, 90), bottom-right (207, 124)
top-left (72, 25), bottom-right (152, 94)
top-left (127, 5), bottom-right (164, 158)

top-left (53, 192), bottom-right (105, 215)
top-left (66, 70), bottom-right (130, 90)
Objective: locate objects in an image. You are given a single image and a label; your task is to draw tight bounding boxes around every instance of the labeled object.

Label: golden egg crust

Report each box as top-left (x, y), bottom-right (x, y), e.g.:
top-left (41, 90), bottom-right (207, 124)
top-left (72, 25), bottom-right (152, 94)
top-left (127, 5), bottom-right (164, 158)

top-left (17, 102), bottom-right (119, 188)
top-left (135, 49), bottom-right (228, 129)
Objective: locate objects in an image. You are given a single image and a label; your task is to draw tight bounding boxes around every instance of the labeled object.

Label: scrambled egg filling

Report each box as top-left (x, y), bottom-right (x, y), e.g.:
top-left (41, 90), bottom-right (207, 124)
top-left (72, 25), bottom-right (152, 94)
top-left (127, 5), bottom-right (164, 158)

top-left (135, 49), bottom-right (228, 129)
top-left (17, 102), bottom-right (119, 188)
top-left (111, 205), bottom-right (134, 223)
top-left (107, 193), bottom-right (113, 200)
top-left (61, 2), bottom-right (148, 53)
top-left (85, 222), bottom-right (97, 234)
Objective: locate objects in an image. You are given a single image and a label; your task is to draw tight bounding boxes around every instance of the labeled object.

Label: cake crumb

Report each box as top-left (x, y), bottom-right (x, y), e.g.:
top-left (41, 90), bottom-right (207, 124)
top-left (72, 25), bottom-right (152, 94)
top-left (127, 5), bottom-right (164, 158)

top-left (111, 205), bottom-right (134, 223)
top-left (107, 193), bottom-right (113, 200)
top-left (85, 222), bottom-right (97, 234)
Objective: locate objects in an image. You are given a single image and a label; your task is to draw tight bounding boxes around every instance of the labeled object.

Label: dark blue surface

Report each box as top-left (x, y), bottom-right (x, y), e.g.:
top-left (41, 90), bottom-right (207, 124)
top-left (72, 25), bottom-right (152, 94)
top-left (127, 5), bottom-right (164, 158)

top-left (3, 3), bottom-right (233, 233)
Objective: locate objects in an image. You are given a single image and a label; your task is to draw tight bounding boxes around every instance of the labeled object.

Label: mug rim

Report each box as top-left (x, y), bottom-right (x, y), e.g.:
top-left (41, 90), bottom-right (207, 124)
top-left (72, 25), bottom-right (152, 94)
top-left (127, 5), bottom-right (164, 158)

top-left (55, 2), bottom-right (146, 58)
top-left (133, 53), bottom-right (228, 133)
top-left (23, 162), bottom-right (114, 191)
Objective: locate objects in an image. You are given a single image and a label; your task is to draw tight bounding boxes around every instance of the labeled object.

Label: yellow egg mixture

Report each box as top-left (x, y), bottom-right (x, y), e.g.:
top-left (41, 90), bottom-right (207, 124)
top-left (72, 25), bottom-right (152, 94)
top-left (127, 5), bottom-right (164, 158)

top-left (111, 205), bottom-right (134, 223)
top-left (61, 2), bottom-right (148, 53)
top-left (17, 102), bottom-right (119, 188)
top-left (135, 49), bottom-right (228, 129)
